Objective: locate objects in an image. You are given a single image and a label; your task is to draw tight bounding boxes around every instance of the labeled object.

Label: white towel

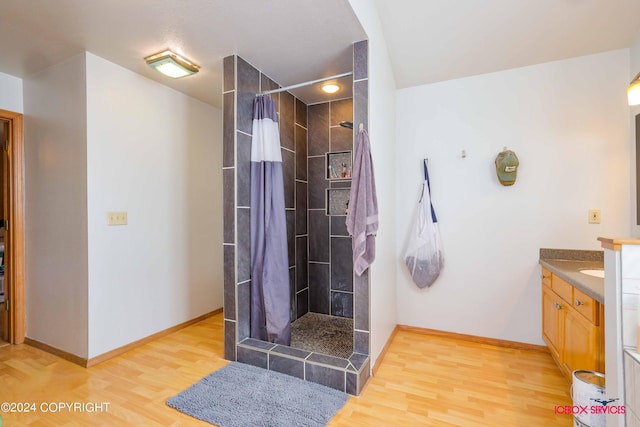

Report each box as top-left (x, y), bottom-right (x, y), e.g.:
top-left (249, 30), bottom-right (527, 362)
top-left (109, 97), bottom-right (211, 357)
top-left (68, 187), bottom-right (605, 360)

top-left (346, 128), bottom-right (378, 276)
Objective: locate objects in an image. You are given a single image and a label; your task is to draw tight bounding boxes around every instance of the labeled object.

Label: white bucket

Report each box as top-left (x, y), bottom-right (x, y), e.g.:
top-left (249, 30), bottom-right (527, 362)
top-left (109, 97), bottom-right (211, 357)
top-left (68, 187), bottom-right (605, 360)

top-left (571, 370), bottom-right (605, 427)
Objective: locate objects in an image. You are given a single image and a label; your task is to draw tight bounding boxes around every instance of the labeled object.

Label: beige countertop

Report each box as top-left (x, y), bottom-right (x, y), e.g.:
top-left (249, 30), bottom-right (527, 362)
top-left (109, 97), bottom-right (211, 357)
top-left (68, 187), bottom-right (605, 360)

top-left (539, 249), bottom-right (604, 303)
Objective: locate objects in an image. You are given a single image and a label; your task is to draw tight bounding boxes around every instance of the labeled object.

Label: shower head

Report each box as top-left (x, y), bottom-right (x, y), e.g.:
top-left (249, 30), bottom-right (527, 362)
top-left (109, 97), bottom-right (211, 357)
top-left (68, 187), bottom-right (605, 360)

top-left (339, 121), bottom-right (353, 129)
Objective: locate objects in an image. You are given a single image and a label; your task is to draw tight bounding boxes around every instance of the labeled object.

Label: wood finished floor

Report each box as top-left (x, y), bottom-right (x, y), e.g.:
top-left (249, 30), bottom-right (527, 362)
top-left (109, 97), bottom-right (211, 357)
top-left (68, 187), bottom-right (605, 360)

top-left (0, 313), bottom-right (573, 426)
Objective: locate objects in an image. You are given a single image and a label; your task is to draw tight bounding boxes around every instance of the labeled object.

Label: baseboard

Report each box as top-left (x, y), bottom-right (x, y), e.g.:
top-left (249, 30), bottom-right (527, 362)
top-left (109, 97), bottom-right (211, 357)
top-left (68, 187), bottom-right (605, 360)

top-left (25, 308), bottom-right (223, 368)
top-left (372, 325), bottom-right (400, 376)
top-left (24, 337), bottom-right (88, 367)
top-left (397, 324), bottom-right (549, 353)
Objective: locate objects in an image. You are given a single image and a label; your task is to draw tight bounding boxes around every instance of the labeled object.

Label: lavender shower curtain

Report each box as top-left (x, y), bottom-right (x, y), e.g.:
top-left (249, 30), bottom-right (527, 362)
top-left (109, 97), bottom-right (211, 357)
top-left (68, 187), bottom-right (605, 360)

top-left (250, 95), bottom-right (291, 345)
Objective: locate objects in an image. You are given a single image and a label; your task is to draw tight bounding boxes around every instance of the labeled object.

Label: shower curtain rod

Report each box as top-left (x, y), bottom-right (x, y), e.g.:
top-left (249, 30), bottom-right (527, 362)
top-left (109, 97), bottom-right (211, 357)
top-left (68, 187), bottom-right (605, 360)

top-left (257, 71), bottom-right (353, 96)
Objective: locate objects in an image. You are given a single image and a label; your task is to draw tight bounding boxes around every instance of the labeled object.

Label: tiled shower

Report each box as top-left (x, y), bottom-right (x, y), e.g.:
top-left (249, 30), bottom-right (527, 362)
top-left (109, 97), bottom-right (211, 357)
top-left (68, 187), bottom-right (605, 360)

top-left (222, 40), bottom-right (370, 395)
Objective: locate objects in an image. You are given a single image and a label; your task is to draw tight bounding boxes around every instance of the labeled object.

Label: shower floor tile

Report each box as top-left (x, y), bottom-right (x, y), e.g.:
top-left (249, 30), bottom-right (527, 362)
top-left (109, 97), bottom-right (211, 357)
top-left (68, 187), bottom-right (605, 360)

top-left (290, 312), bottom-right (353, 359)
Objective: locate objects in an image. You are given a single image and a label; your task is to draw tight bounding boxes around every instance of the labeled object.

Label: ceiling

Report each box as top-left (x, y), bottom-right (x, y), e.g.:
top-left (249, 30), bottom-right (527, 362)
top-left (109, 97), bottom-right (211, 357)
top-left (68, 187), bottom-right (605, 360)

top-left (1, 1), bottom-right (639, 110)
top-left (0, 0), bottom-right (365, 108)
top-left (375, 0), bottom-right (640, 89)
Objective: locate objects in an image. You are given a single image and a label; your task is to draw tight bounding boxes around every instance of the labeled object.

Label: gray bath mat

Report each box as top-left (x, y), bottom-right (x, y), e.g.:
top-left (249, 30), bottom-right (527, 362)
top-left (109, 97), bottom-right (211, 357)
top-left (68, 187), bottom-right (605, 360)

top-left (166, 362), bottom-right (349, 427)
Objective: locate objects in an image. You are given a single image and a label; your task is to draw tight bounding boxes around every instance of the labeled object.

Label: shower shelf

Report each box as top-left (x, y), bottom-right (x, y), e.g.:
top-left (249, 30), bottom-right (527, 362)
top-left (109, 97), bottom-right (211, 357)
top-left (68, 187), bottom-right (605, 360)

top-left (327, 188), bottom-right (350, 216)
top-left (326, 151), bottom-right (352, 180)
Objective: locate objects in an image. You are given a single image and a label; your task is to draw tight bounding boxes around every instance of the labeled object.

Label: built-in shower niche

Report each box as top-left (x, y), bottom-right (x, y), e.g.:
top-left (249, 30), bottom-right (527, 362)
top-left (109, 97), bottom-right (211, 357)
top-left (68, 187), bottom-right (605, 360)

top-left (327, 151), bottom-right (352, 179)
top-left (327, 188), bottom-right (350, 216)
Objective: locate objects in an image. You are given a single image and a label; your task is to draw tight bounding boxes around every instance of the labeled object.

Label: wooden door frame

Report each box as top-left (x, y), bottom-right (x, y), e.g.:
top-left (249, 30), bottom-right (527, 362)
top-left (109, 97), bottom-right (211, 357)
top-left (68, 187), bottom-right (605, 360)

top-left (0, 109), bottom-right (25, 344)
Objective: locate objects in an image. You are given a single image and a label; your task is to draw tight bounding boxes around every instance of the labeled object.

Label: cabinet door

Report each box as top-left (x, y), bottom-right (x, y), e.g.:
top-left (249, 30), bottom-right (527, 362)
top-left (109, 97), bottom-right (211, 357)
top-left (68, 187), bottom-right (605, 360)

top-left (542, 286), bottom-right (563, 362)
top-left (563, 307), bottom-right (599, 374)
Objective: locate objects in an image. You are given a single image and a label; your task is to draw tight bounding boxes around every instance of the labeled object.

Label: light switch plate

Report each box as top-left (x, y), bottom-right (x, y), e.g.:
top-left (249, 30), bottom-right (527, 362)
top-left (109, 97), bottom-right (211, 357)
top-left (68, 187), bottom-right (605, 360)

top-left (588, 209), bottom-right (601, 224)
top-left (107, 211), bottom-right (127, 226)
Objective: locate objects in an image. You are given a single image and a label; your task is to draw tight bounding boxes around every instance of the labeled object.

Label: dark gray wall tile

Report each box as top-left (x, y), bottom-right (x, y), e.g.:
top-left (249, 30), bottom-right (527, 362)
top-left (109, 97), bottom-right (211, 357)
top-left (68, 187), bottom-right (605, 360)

top-left (240, 338), bottom-right (276, 351)
top-left (308, 353), bottom-right (349, 369)
top-left (331, 126), bottom-right (353, 153)
top-left (224, 245), bottom-right (236, 320)
top-left (223, 169), bottom-right (235, 244)
top-left (349, 353), bottom-right (368, 371)
top-left (237, 346), bottom-right (268, 369)
top-left (260, 73), bottom-right (279, 98)
top-left (353, 80), bottom-right (368, 133)
top-left (295, 126), bottom-right (308, 181)
top-left (346, 372), bottom-right (357, 396)
top-left (331, 216), bottom-right (348, 236)
top-left (354, 270), bottom-right (369, 331)
top-left (295, 236), bottom-right (308, 292)
top-left (280, 92), bottom-right (295, 151)
top-left (237, 132), bottom-right (252, 207)
top-left (330, 98), bottom-right (353, 126)
top-left (357, 359), bottom-right (370, 394)
top-left (286, 210), bottom-right (295, 266)
top-left (308, 103), bottom-right (329, 156)
top-left (309, 263), bottom-right (330, 314)
top-left (331, 237), bottom-right (353, 292)
top-left (237, 281), bottom-right (251, 340)
top-left (237, 207), bottom-right (251, 282)
top-left (354, 330), bottom-right (369, 355)
top-left (353, 40), bottom-right (368, 81)
top-left (237, 56), bottom-right (260, 134)
top-left (295, 182), bottom-right (307, 234)
top-left (269, 354), bottom-right (304, 379)
top-left (296, 288), bottom-right (309, 320)
top-left (282, 149), bottom-right (295, 209)
top-left (224, 320), bottom-right (236, 361)
top-left (305, 364), bottom-right (345, 392)
top-left (331, 292), bottom-right (353, 318)
top-left (223, 55), bottom-right (235, 92)
top-left (223, 92), bottom-right (235, 168)
top-left (308, 210), bottom-right (329, 262)
top-left (308, 157), bottom-right (327, 210)
top-left (290, 267), bottom-right (296, 321)
top-left (331, 181), bottom-right (350, 189)
top-left (296, 98), bottom-right (307, 127)
top-left (272, 345), bottom-right (311, 359)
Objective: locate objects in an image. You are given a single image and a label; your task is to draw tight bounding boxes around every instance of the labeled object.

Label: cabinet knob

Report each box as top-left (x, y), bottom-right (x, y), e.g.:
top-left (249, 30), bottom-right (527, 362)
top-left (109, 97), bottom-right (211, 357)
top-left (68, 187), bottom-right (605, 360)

top-left (574, 299), bottom-right (584, 306)
top-left (554, 303), bottom-right (563, 310)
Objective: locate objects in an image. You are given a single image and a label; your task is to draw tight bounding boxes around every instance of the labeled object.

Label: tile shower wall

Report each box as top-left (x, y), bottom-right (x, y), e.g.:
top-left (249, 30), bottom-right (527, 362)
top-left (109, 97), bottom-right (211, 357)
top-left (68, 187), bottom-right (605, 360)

top-left (223, 39), bottom-right (370, 395)
top-left (307, 98), bottom-right (355, 318)
top-left (222, 55), bottom-right (309, 362)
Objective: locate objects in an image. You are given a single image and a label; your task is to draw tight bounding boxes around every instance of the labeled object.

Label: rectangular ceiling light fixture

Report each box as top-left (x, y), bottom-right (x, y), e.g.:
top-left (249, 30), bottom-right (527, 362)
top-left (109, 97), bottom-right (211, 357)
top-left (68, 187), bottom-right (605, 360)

top-left (145, 50), bottom-right (200, 78)
top-left (629, 71), bottom-right (640, 106)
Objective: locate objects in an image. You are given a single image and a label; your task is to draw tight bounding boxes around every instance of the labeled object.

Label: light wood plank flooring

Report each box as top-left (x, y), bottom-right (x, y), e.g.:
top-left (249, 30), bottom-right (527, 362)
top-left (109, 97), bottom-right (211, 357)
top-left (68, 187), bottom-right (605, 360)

top-left (0, 313), bottom-right (573, 426)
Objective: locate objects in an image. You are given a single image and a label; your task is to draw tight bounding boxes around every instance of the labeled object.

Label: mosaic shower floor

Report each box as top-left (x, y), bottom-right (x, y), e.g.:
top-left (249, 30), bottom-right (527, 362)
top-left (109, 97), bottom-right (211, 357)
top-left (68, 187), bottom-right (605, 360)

top-left (290, 312), bottom-right (353, 359)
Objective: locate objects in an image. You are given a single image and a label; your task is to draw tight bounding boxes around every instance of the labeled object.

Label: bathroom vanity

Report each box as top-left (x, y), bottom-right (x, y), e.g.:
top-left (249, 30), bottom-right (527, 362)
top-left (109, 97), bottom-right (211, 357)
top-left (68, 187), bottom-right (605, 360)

top-left (539, 249), bottom-right (605, 380)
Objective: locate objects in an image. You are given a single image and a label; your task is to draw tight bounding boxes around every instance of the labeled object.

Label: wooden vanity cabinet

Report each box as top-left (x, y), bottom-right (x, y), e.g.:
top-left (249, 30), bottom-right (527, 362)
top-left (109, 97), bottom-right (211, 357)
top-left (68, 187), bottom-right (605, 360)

top-left (541, 267), bottom-right (604, 380)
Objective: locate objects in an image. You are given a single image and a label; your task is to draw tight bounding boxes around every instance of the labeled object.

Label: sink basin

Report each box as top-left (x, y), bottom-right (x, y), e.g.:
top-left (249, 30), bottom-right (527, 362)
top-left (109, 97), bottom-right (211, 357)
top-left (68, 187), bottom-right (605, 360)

top-left (579, 269), bottom-right (605, 278)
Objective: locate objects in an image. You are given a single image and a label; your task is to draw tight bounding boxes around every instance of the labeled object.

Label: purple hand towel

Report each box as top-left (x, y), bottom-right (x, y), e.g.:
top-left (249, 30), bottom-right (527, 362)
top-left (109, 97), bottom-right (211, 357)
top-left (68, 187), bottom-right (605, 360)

top-left (346, 128), bottom-right (378, 276)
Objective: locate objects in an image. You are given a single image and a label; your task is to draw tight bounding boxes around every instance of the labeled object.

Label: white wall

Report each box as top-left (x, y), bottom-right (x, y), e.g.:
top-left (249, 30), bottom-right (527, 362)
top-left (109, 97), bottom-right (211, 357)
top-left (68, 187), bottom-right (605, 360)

top-left (24, 53), bottom-right (89, 357)
top-left (630, 32), bottom-right (640, 236)
top-left (396, 50), bottom-right (631, 345)
top-left (348, 0), bottom-right (398, 367)
top-left (0, 71), bottom-right (23, 113)
top-left (85, 53), bottom-right (223, 358)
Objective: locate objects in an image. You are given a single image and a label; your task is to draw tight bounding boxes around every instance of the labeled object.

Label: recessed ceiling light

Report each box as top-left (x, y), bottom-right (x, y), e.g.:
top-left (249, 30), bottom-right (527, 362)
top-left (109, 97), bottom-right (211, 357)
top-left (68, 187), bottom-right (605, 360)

top-left (321, 83), bottom-right (340, 94)
top-left (145, 50), bottom-right (200, 78)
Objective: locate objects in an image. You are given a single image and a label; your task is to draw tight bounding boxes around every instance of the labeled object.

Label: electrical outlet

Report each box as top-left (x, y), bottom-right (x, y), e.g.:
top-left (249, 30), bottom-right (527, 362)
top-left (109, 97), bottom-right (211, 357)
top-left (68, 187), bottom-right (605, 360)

top-left (107, 211), bottom-right (128, 226)
top-left (588, 209), bottom-right (601, 224)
